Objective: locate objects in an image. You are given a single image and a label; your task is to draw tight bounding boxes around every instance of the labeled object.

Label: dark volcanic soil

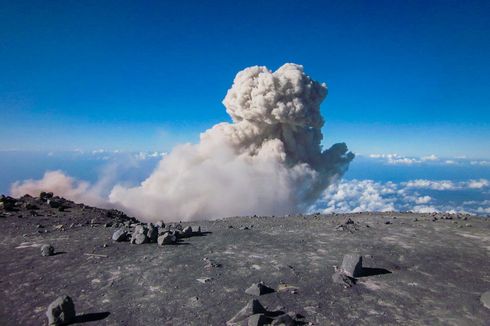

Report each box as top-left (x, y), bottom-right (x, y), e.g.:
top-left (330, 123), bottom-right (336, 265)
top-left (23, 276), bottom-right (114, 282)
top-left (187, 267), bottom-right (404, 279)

top-left (1, 194), bottom-right (489, 325)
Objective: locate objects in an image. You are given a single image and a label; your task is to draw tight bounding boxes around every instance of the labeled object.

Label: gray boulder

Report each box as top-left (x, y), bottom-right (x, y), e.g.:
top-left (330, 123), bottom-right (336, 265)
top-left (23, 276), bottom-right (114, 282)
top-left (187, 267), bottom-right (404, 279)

top-left (158, 232), bottom-right (176, 245)
top-left (131, 233), bottom-right (148, 245)
top-left (134, 225), bottom-right (148, 235)
top-left (183, 226), bottom-right (193, 236)
top-left (41, 244), bottom-right (54, 257)
top-left (46, 295), bottom-right (76, 325)
top-left (341, 254), bottom-right (363, 277)
top-left (112, 229), bottom-right (128, 242)
top-left (147, 224), bottom-right (158, 243)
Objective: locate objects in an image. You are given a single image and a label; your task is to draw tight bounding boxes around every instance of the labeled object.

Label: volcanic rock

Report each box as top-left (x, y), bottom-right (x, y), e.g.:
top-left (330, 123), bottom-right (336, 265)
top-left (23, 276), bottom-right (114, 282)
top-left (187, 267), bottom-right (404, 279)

top-left (112, 229), bottom-right (128, 242)
top-left (227, 299), bottom-right (267, 325)
top-left (134, 225), bottom-right (148, 235)
top-left (340, 254), bottom-right (363, 278)
top-left (183, 226), bottom-right (193, 236)
top-left (157, 232), bottom-right (176, 245)
top-left (131, 233), bottom-right (148, 245)
top-left (46, 295), bottom-right (75, 326)
top-left (147, 224), bottom-right (158, 243)
top-left (245, 282), bottom-right (274, 296)
top-left (332, 270), bottom-right (356, 288)
top-left (41, 244), bottom-right (54, 257)
top-left (481, 291), bottom-right (490, 309)
top-left (247, 313), bottom-right (272, 325)
top-left (271, 313), bottom-right (295, 325)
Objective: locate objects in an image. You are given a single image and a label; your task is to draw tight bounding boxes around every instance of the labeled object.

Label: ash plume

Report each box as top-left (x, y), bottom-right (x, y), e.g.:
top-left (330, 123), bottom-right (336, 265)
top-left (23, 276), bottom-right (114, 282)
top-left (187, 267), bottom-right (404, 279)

top-left (108, 63), bottom-right (354, 221)
top-left (10, 64), bottom-right (353, 221)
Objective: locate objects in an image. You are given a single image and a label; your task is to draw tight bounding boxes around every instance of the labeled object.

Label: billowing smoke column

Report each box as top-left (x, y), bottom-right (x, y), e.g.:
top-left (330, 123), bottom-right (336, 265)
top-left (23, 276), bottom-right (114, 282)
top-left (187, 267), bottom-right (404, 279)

top-left (109, 63), bottom-right (354, 221)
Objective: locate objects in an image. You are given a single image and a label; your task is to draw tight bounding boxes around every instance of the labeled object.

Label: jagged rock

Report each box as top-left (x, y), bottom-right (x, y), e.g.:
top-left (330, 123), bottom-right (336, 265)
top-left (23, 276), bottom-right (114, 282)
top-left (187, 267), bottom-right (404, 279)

top-left (158, 232), bottom-right (176, 245)
top-left (183, 226), bottom-right (193, 236)
top-left (226, 299), bottom-right (267, 325)
top-left (40, 192), bottom-right (54, 201)
top-left (271, 313), bottom-right (295, 325)
top-left (156, 221), bottom-right (165, 228)
top-left (112, 229), bottom-right (128, 242)
top-left (197, 277), bottom-right (213, 284)
top-left (175, 224), bottom-right (183, 231)
top-left (134, 225), bottom-right (148, 235)
top-left (131, 233), bottom-right (148, 245)
top-left (248, 313), bottom-right (272, 326)
top-left (0, 195), bottom-right (16, 211)
top-left (341, 254), bottom-right (363, 277)
top-left (46, 295), bottom-right (76, 326)
top-left (41, 244), bottom-right (54, 257)
top-left (147, 224), bottom-right (158, 243)
top-left (47, 199), bottom-right (62, 209)
top-left (245, 282), bottom-right (274, 296)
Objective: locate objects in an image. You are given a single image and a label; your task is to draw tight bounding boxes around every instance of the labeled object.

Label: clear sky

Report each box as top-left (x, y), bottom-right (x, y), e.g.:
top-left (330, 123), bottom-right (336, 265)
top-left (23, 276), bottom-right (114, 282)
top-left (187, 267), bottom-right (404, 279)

top-left (1, 0), bottom-right (489, 158)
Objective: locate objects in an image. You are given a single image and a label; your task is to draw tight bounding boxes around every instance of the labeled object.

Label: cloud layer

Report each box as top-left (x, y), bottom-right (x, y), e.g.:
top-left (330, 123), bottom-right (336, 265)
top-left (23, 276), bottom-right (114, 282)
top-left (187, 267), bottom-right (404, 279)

top-left (315, 178), bottom-right (490, 215)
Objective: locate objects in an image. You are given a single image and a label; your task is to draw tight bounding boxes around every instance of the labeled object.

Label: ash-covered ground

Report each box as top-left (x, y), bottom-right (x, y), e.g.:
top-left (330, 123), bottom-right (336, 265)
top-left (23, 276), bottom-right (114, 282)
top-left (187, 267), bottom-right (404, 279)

top-left (1, 194), bottom-right (489, 325)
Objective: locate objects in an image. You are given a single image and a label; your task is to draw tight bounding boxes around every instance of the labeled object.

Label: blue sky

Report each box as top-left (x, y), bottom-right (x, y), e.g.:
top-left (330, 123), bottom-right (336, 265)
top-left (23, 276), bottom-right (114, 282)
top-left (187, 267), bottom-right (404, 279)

top-left (1, 0), bottom-right (489, 157)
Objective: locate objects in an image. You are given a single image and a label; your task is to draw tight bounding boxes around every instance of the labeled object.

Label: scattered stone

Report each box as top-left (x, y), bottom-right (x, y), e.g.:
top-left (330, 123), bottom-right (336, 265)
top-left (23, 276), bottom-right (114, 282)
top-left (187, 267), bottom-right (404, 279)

top-left (481, 290), bottom-right (490, 309)
top-left (104, 222), bottom-right (112, 227)
top-left (41, 244), bottom-right (54, 257)
top-left (340, 254), bottom-right (363, 278)
top-left (197, 277), bottom-right (213, 284)
top-left (227, 299), bottom-right (267, 325)
top-left (385, 221), bottom-right (392, 225)
top-left (204, 258), bottom-right (222, 268)
top-left (158, 232), bottom-right (176, 245)
top-left (112, 229), bottom-right (128, 242)
top-left (245, 282), bottom-right (275, 296)
top-left (46, 295), bottom-right (76, 326)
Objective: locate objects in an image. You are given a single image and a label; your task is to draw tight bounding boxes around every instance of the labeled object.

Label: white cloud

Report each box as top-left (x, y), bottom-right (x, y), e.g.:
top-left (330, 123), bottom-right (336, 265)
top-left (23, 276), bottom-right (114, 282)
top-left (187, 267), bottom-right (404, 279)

top-left (470, 160), bottom-right (490, 166)
top-left (421, 154), bottom-right (438, 161)
top-left (404, 179), bottom-right (457, 190)
top-left (315, 178), bottom-right (489, 215)
top-left (415, 195), bottom-right (432, 204)
top-left (467, 179), bottom-right (489, 189)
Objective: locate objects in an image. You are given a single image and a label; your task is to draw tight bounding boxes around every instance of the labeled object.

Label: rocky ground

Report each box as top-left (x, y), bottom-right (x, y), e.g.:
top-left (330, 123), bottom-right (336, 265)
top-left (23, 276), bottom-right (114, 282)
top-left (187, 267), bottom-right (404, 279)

top-left (1, 193), bottom-right (490, 325)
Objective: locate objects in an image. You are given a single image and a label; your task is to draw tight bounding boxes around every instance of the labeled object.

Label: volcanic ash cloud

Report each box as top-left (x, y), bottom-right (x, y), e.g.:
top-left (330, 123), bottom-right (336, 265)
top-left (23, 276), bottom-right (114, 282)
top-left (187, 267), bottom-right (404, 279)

top-left (109, 63), bottom-right (354, 221)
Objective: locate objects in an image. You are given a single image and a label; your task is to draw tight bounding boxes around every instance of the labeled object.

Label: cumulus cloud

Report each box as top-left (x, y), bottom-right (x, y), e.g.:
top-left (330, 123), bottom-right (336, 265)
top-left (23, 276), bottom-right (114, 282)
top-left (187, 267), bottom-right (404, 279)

top-left (314, 178), bottom-right (489, 215)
